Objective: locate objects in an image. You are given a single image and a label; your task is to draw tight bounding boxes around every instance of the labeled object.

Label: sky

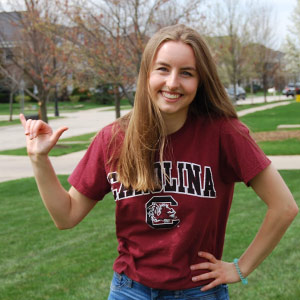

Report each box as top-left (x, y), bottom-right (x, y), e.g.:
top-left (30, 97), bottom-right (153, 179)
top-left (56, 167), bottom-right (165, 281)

top-left (265, 0), bottom-right (298, 47)
top-left (0, 0), bottom-right (298, 47)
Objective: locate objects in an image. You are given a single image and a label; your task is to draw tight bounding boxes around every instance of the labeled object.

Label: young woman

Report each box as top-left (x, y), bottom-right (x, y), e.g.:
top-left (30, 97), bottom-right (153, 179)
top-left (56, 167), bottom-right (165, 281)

top-left (20, 24), bottom-right (298, 300)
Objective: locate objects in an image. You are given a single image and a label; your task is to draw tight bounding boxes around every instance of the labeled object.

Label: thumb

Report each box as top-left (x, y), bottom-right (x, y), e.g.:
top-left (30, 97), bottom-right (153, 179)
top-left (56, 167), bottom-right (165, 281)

top-left (51, 126), bottom-right (69, 144)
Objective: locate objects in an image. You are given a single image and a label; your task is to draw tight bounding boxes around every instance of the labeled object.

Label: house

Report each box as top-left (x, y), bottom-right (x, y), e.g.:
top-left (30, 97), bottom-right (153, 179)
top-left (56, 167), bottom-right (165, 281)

top-left (0, 11), bottom-right (23, 64)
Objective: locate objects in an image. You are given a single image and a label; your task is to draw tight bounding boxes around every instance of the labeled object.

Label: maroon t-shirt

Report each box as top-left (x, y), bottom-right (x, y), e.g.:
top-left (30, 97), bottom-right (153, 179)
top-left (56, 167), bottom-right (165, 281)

top-left (68, 116), bottom-right (271, 290)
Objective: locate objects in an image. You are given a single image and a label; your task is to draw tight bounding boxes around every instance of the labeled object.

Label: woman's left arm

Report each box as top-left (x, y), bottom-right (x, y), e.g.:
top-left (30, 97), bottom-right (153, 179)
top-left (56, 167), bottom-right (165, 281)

top-left (190, 163), bottom-right (298, 291)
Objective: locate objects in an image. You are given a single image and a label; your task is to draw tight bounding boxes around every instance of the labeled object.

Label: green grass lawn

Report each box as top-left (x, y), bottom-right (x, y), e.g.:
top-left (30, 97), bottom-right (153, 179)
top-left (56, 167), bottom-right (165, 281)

top-left (0, 99), bottom-right (132, 115)
top-left (0, 143), bottom-right (90, 156)
top-left (0, 171), bottom-right (299, 299)
top-left (239, 101), bottom-right (300, 155)
top-left (0, 102), bottom-right (101, 116)
top-left (223, 170), bottom-right (300, 299)
top-left (258, 138), bottom-right (300, 155)
top-left (0, 119), bottom-right (21, 126)
top-left (246, 91), bottom-right (287, 98)
top-left (240, 102), bottom-right (300, 132)
top-left (0, 132), bottom-right (96, 156)
top-left (0, 116), bottom-right (62, 127)
top-left (61, 132), bottom-right (96, 142)
top-left (0, 176), bottom-right (118, 300)
top-left (0, 100), bottom-right (131, 126)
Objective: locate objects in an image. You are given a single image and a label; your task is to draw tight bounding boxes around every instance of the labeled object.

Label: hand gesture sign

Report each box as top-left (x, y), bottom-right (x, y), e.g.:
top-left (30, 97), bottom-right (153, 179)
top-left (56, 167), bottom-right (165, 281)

top-left (20, 114), bottom-right (68, 157)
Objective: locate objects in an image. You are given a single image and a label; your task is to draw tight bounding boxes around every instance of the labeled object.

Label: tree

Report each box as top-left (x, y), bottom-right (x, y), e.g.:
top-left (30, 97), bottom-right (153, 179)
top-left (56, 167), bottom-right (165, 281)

top-left (247, 2), bottom-right (280, 102)
top-left (206, 0), bottom-right (254, 95)
top-left (0, 0), bottom-right (73, 122)
top-left (59, 0), bottom-right (206, 118)
top-left (0, 66), bottom-right (23, 121)
top-left (284, 0), bottom-right (300, 84)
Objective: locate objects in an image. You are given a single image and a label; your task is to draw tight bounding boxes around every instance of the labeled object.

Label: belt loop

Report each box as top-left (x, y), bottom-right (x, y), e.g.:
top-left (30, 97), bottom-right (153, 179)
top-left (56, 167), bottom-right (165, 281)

top-left (126, 276), bottom-right (133, 288)
top-left (120, 273), bottom-right (133, 288)
top-left (151, 288), bottom-right (159, 300)
top-left (115, 272), bottom-right (121, 280)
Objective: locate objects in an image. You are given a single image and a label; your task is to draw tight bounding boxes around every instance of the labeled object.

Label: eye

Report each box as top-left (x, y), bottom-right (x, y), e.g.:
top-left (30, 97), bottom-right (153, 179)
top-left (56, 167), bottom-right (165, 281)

top-left (182, 71), bottom-right (193, 77)
top-left (157, 67), bottom-right (168, 72)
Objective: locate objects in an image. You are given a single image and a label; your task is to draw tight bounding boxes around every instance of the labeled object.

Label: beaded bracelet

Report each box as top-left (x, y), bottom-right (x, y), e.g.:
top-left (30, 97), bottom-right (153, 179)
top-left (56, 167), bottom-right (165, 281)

top-left (233, 258), bottom-right (248, 285)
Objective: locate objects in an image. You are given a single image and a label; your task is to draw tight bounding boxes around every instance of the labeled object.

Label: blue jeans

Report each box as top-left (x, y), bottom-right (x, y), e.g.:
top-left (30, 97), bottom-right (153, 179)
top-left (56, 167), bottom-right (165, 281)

top-left (108, 272), bottom-right (230, 300)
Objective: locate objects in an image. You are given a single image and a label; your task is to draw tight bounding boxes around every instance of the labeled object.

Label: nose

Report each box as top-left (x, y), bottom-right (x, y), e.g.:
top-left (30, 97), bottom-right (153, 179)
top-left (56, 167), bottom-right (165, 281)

top-left (166, 71), bottom-right (180, 90)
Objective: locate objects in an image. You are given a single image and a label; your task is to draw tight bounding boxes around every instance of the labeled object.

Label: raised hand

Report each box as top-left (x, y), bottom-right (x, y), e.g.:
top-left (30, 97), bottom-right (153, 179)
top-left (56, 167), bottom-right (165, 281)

top-left (190, 251), bottom-right (241, 291)
top-left (20, 114), bottom-right (68, 157)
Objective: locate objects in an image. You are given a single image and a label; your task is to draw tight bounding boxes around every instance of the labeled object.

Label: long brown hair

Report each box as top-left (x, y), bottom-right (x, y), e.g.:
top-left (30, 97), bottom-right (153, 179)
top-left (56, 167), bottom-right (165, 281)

top-left (114, 24), bottom-right (237, 191)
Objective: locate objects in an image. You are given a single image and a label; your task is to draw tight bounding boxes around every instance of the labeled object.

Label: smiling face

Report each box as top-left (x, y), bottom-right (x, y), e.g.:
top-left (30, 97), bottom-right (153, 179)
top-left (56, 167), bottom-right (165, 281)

top-left (149, 41), bottom-right (199, 129)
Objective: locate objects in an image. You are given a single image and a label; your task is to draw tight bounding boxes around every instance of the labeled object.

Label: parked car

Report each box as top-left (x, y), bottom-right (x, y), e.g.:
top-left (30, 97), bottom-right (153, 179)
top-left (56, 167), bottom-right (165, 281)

top-left (282, 83), bottom-right (300, 97)
top-left (226, 86), bottom-right (246, 100)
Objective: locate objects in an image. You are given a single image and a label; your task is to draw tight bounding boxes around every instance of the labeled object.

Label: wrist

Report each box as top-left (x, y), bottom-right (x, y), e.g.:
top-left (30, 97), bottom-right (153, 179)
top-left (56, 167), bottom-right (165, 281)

top-left (29, 153), bottom-right (49, 164)
top-left (233, 258), bottom-right (248, 285)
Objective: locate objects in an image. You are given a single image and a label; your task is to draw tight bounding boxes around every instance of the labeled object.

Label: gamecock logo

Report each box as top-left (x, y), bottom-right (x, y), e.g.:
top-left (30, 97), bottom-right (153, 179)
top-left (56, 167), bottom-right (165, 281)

top-left (146, 196), bottom-right (180, 229)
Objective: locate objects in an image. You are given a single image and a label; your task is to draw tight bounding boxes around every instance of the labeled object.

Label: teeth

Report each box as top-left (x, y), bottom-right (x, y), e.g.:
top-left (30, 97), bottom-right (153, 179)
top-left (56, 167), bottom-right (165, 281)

top-left (162, 92), bottom-right (181, 99)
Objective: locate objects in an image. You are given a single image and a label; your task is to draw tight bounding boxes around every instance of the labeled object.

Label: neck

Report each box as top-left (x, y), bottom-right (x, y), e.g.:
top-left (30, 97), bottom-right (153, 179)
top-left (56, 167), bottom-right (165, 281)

top-left (162, 112), bottom-right (188, 135)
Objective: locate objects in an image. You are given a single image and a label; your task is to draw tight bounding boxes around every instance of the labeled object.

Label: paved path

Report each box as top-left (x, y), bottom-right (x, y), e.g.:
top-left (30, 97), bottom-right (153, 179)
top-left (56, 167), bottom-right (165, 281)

top-left (0, 107), bottom-right (130, 151)
top-left (1, 101), bottom-right (299, 183)
top-left (237, 101), bottom-right (290, 117)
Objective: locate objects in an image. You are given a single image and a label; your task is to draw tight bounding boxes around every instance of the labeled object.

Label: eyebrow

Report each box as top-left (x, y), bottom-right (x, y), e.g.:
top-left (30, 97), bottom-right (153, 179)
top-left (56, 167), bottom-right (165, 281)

top-left (154, 61), bottom-right (197, 71)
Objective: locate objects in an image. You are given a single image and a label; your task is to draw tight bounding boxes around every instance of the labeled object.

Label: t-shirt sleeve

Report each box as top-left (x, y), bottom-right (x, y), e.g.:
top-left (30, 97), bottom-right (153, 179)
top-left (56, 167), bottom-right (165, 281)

top-left (220, 118), bottom-right (271, 186)
top-left (68, 129), bottom-right (111, 201)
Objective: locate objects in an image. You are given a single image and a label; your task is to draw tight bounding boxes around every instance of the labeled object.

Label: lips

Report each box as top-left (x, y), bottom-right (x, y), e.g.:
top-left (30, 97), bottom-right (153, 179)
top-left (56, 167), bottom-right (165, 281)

top-left (161, 91), bottom-right (183, 101)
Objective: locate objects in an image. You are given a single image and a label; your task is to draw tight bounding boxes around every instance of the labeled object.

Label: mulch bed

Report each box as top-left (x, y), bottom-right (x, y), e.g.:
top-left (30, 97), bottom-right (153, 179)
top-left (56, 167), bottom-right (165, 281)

top-left (251, 130), bottom-right (300, 142)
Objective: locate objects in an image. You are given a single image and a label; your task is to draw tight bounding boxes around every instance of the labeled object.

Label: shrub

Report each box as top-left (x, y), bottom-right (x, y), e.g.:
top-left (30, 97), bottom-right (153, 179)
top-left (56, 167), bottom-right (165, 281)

top-left (90, 92), bottom-right (113, 105)
top-left (91, 84), bottom-right (115, 104)
top-left (69, 95), bottom-right (80, 103)
top-left (71, 87), bottom-right (91, 101)
top-left (15, 94), bottom-right (31, 103)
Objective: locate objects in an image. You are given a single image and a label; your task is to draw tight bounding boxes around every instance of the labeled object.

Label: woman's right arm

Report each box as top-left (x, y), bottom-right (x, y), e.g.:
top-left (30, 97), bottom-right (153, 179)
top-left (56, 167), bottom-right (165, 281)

top-left (20, 114), bottom-right (97, 230)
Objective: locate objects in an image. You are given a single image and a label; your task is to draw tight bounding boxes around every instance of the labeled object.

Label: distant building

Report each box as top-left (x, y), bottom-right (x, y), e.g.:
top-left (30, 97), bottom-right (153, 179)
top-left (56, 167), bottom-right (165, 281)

top-left (0, 11), bottom-right (23, 64)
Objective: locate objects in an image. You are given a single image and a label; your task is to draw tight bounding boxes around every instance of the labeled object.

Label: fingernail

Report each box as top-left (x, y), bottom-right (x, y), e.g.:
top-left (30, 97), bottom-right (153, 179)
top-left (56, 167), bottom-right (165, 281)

top-left (192, 277), bottom-right (196, 282)
top-left (198, 251), bottom-right (202, 255)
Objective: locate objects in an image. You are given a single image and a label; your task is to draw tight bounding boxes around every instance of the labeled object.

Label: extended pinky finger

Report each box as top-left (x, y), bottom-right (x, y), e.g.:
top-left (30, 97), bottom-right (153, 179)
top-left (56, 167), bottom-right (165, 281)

top-left (25, 118), bottom-right (32, 136)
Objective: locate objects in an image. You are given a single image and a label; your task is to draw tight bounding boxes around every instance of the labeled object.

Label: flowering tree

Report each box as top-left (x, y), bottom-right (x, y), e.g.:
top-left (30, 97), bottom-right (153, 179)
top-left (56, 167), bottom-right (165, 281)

top-left (59, 0), bottom-right (205, 118)
top-left (0, 0), bottom-right (74, 122)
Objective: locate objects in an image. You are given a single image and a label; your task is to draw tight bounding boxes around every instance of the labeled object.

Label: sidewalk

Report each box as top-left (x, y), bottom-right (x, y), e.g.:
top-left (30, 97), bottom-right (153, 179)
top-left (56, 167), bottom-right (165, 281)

top-left (1, 102), bottom-right (299, 183)
top-left (237, 101), bottom-right (290, 117)
top-left (0, 107), bottom-right (130, 151)
top-left (0, 151), bottom-right (85, 182)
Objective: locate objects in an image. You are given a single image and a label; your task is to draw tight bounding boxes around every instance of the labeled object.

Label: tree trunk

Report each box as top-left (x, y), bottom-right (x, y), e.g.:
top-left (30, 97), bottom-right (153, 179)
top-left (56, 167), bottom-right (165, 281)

top-left (54, 85), bottom-right (59, 117)
top-left (263, 72), bottom-right (267, 103)
top-left (38, 90), bottom-right (48, 123)
top-left (114, 85), bottom-right (121, 119)
top-left (9, 92), bottom-right (14, 121)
